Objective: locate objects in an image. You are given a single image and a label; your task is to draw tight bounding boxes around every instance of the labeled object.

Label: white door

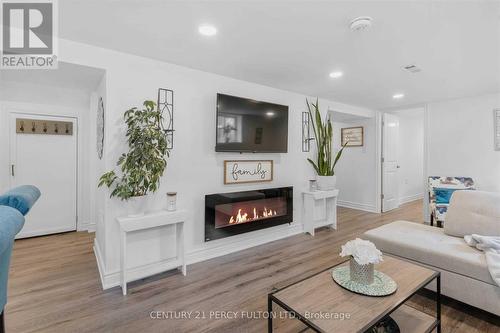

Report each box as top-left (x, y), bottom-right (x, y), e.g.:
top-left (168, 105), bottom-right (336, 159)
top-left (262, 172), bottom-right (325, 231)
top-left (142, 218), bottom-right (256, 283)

top-left (10, 113), bottom-right (77, 238)
top-left (382, 113), bottom-right (400, 212)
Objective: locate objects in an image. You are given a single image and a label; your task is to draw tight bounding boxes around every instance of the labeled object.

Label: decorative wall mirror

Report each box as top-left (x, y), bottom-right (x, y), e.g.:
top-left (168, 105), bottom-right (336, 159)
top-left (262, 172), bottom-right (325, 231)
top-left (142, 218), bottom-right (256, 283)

top-left (96, 97), bottom-right (105, 159)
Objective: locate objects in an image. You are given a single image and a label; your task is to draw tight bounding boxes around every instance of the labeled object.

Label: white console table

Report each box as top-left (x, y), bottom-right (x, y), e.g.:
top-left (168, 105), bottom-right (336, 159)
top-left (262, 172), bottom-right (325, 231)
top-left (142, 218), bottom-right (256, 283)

top-left (116, 209), bottom-right (187, 295)
top-left (302, 189), bottom-right (339, 236)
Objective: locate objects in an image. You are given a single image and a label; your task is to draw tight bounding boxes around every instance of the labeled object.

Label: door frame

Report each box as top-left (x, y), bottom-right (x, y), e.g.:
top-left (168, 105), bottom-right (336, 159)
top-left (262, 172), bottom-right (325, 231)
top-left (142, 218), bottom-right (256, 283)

top-left (8, 109), bottom-right (81, 233)
top-left (375, 106), bottom-right (429, 216)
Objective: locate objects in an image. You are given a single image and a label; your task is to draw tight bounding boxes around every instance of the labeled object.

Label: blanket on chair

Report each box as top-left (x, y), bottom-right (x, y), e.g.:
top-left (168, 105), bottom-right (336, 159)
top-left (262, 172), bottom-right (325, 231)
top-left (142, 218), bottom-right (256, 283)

top-left (464, 234), bottom-right (500, 287)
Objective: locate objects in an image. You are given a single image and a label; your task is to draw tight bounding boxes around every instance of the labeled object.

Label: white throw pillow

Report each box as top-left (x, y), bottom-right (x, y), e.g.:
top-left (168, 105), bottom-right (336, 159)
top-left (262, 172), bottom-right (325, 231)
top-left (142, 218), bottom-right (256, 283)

top-left (444, 190), bottom-right (500, 237)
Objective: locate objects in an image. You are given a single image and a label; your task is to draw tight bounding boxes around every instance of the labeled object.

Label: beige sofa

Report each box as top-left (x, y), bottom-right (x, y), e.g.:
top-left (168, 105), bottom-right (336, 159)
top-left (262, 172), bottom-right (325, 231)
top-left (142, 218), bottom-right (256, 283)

top-left (363, 190), bottom-right (500, 316)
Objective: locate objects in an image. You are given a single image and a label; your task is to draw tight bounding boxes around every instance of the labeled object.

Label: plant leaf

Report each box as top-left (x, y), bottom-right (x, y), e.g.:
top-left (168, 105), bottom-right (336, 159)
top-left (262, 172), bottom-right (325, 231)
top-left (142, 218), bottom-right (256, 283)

top-left (307, 158), bottom-right (320, 175)
top-left (332, 141), bottom-right (348, 175)
top-left (99, 99), bottom-right (170, 200)
top-left (305, 98), bottom-right (343, 176)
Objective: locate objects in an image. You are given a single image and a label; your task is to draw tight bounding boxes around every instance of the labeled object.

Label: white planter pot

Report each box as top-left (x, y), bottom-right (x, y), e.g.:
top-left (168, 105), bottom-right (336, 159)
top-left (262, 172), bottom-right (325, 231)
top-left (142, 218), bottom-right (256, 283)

top-left (316, 175), bottom-right (336, 191)
top-left (126, 195), bottom-right (148, 217)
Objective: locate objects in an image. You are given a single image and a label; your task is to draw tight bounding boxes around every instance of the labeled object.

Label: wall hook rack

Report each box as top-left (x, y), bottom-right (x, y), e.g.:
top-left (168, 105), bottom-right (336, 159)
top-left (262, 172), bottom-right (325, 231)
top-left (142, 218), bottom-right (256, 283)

top-left (16, 118), bottom-right (73, 136)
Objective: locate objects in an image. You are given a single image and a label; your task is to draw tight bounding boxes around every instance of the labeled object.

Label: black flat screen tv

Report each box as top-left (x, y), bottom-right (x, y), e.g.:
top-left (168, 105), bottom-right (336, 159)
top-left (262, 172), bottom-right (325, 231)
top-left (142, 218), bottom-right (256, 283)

top-left (215, 93), bottom-right (288, 153)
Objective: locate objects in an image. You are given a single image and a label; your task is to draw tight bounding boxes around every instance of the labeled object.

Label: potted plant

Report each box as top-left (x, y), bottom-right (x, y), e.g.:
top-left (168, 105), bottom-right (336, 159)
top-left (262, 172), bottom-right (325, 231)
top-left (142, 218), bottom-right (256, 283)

top-left (306, 99), bottom-right (347, 190)
top-left (98, 100), bottom-right (169, 216)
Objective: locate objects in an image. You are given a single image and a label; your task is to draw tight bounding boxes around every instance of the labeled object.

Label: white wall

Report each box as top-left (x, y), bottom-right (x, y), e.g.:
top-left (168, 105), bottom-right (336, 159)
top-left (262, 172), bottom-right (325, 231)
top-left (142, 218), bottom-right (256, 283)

top-left (333, 118), bottom-right (378, 212)
top-left (89, 75), bottom-right (107, 257)
top-left (428, 93), bottom-right (500, 191)
top-left (54, 38), bottom-right (375, 288)
top-left (389, 108), bottom-right (424, 204)
top-left (0, 80), bottom-right (94, 229)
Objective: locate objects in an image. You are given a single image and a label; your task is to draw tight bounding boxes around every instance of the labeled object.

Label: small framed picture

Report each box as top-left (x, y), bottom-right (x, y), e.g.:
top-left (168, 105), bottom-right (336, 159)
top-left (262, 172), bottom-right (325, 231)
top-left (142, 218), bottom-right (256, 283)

top-left (341, 126), bottom-right (363, 147)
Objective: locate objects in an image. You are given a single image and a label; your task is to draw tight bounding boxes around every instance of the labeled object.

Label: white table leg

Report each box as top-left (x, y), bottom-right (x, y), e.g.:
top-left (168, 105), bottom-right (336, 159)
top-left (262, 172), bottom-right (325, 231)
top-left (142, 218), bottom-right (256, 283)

top-left (301, 194), bottom-right (306, 234)
top-left (120, 231), bottom-right (127, 296)
top-left (332, 196), bottom-right (338, 230)
top-left (177, 222), bottom-right (186, 276)
top-left (326, 196), bottom-right (337, 230)
top-left (301, 193), bottom-right (306, 235)
top-left (304, 195), bottom-right (315, 236)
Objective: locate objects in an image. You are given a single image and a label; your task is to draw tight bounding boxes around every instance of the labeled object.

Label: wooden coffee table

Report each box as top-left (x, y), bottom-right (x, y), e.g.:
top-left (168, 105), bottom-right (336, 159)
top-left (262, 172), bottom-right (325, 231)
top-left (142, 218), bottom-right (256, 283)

top-left (268, 256), bottom-right (440, 333)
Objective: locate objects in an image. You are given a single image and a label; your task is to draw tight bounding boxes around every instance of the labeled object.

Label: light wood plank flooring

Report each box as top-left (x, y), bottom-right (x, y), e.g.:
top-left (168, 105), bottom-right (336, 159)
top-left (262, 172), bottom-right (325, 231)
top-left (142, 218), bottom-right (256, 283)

top-left (6, 201), bottom-right (500, 332)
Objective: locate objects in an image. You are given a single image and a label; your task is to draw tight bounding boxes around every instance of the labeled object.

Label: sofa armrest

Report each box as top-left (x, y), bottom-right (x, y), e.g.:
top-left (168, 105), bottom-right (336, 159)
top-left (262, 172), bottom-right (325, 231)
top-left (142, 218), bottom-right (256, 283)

top-left (0, 185), bottom-right (41, 216)
top-left (0, 206), bottom-right (25, 255)
top-left (445, 190), bottom-right (500, 237)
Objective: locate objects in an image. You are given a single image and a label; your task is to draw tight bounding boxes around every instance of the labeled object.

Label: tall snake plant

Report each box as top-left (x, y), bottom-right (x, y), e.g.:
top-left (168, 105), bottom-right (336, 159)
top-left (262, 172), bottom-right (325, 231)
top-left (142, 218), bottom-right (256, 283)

top-left (306, 99), bottom-right (347, 176)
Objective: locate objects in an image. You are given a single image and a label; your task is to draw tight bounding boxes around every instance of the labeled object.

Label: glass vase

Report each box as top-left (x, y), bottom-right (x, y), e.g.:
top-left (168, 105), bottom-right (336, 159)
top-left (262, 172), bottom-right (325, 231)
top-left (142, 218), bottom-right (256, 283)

top-left (166, 192), bottom-right (177, 211)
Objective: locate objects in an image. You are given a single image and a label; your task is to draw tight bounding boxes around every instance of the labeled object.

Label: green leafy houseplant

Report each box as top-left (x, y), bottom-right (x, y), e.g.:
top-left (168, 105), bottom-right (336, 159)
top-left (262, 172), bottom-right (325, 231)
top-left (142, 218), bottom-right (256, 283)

top-left (306, 98), bottom-right (347, 176)
top-left (98, 100), bottom-right (169, 200)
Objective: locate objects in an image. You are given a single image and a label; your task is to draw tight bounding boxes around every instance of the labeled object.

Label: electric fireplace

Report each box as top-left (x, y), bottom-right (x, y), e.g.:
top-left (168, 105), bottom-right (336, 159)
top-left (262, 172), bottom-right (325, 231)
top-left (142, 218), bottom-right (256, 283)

top-left (205, 187), bottom-right (293, 241)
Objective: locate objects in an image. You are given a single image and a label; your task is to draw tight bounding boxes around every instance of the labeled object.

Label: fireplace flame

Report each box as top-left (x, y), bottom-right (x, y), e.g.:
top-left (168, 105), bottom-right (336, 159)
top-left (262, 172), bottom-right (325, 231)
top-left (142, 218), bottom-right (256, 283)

top-left (228, 207), bottom-right (278, 225)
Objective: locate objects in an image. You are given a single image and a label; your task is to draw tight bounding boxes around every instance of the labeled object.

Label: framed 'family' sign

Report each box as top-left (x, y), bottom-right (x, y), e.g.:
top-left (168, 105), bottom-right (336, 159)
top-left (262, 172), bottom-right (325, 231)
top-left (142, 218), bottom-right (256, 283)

top-left (224, 160), bottom-right (273, 184)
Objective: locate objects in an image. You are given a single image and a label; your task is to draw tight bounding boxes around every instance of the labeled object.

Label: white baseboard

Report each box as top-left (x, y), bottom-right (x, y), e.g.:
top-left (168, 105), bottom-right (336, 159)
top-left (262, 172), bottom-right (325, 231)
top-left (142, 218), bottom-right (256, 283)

top-left (99, 257), bottom-right (184, 290)
top-left (93, 238), bottom-right (107, 289)
top-left (16, 226), bottom-right (75, 239)
top-left (96, 222), bottom-right (304, 290)
top-left (78, 221), bottom-right (96, 233)
top-left (337, 200), bottom-right (378, 213)
top-left (186, 222), bottom-right (303, 265)
top-left (399, 193), bottom-right (424, 205)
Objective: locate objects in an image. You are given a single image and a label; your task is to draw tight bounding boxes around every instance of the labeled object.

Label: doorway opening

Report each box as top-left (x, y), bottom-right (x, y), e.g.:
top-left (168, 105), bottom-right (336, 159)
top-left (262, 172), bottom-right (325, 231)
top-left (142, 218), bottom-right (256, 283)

top-left (1, 61), bottom-right (106, 238)
top-left (381, 108), bottom-right (425, 213)
top-left (329, 110), bottom-right (377, 212)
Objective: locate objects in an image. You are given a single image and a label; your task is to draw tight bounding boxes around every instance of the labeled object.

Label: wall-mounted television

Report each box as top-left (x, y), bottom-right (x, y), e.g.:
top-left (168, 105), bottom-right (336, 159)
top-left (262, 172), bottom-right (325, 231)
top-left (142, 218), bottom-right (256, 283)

top-left (215, 93), bottom-right (288, 153)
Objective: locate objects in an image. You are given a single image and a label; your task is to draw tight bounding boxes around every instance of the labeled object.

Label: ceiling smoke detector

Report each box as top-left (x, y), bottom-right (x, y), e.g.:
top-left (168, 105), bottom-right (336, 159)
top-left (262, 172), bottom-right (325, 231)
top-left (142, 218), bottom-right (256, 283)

top-left (403, 64), bottom-right (422, 73)
top-left (349, 17), bottom-right (373, 31)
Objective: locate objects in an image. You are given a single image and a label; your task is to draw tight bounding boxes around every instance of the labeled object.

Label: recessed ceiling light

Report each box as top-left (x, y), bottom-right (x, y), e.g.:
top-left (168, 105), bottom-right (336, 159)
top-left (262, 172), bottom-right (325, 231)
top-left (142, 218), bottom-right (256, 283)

top-left (392, 93), bottom-right (405, 99)
top-left (198, 25), bottom-right (217, 36)
top-left (329, 71), bottom-right (343, 79)
top-left (266, 111), bottom-right (275, 117)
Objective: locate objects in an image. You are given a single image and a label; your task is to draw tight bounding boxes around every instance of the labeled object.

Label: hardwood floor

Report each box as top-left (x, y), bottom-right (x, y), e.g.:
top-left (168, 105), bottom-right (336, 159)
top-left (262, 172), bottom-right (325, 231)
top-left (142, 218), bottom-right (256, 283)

top-left (6, 201), bottom-right (500, 332)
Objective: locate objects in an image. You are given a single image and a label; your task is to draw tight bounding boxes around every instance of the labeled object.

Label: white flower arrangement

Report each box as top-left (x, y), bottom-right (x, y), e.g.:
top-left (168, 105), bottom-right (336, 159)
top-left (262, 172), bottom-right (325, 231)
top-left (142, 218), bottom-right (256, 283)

top-left (340, 238), bottom-right (383, 265)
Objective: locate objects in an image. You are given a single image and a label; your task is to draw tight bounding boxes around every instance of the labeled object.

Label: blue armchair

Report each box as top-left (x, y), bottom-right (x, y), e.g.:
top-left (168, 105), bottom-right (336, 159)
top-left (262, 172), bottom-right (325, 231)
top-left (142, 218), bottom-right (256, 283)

top-left (0, 185), bottom-right (40, 333)
top-left (428, 176), bottom-right (474, 227)
top-left (0, 207), bottom-right (24, 333)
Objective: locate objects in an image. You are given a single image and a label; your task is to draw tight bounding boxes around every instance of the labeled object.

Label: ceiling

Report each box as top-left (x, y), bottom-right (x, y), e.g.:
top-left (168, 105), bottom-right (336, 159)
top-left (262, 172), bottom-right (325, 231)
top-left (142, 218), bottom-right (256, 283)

top-left (58, 1), bottom-right (500, 109)
top-left (1, 62), bottom-right (104, 92)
